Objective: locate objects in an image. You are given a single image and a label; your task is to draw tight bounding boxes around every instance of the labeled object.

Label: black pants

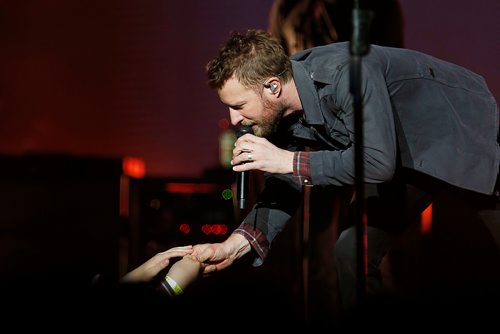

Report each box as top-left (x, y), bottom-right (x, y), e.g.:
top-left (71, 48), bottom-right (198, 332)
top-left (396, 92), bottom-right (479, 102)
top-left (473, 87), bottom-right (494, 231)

top-left (335, 170), bottom-right (500, 313)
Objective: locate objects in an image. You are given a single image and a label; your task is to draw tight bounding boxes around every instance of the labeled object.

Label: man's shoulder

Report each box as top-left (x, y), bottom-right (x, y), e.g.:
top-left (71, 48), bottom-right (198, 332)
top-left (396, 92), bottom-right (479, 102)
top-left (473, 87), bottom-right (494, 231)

top-left (290, 41), bottom-right (350, 62)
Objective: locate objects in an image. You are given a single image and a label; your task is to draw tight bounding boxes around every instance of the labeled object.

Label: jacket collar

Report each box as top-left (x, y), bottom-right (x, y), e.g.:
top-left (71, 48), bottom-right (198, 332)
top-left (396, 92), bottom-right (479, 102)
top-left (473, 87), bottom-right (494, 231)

top-left (291, 59), bottom-right (324, 126)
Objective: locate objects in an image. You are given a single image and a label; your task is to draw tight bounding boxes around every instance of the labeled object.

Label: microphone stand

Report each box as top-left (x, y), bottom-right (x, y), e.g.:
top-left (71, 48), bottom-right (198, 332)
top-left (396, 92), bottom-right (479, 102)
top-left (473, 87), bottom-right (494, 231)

top-left (349, 1), bottom-right (373, 307)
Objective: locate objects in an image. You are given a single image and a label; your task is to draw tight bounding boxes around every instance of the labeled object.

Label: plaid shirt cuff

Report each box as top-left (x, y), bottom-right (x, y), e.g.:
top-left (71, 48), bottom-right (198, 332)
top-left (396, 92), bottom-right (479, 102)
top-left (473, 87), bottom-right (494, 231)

top-left (233, 223), bottom-right (269, 265)
top-left (293, 151), bottom-right (312, 186)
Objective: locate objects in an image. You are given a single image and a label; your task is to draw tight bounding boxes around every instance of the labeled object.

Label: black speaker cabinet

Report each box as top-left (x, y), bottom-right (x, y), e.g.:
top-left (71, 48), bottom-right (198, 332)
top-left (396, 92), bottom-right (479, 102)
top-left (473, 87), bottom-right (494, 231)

top-left (0, 154), bottom-right (124, 296)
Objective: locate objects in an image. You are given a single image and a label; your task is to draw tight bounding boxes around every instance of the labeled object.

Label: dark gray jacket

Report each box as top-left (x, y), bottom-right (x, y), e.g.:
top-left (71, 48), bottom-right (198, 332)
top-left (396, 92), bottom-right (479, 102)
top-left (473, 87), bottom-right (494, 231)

top-left (238, 42), bottom-right (499, 264)
top-left (292, 42), bottom-right (499, 194)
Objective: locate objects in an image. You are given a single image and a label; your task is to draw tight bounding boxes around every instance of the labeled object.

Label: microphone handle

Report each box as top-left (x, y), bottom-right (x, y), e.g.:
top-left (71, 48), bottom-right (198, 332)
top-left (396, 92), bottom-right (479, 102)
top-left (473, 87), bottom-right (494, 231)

top-left (235, 125), bottom-right (254, 210)
top-left (237, 170), bottom-right (249, 210)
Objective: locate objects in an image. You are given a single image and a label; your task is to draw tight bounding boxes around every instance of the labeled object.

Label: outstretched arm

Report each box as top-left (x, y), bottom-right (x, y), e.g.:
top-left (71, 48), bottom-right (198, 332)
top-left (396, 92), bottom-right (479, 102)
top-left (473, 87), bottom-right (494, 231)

top-left (120, 245), bottom-right (193, 284)
top-left (161, 255), bottom-right (205, 296)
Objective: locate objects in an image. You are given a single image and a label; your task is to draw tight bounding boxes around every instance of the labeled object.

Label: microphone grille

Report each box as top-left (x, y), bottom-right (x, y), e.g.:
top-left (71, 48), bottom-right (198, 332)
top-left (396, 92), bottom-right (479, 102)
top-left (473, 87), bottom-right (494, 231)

top-left (235, 125), bottom-right (254, 138)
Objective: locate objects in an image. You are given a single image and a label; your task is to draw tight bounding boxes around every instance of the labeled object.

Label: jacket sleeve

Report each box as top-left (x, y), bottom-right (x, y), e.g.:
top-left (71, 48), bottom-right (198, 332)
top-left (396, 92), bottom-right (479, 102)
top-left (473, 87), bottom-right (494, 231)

top-left (309, 60), bottom-right (398, 186)
top-left (233, 172), bottom-right (302, 266)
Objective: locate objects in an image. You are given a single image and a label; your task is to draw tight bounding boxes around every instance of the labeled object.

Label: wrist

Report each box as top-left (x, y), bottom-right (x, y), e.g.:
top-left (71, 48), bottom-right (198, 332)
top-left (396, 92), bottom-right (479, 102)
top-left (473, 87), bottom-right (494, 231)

top-left (225, 233), bottom-right (251, 259)
top-left (160, 275), bottom-right (184, 297)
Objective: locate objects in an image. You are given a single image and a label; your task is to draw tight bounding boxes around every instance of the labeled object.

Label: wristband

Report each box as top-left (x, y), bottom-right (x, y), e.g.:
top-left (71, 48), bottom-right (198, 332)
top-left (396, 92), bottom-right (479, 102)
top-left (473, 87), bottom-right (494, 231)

top-left (164, 275), bottom-right (184, 296)
top-left (160, 279), bottom-right (175, 297)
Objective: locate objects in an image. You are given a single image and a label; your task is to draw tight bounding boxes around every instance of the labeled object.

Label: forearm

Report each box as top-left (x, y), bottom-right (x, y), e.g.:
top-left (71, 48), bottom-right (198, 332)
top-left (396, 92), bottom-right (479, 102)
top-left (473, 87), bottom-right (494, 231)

top-left (223, 232), bottom-right (252, 260)
top-left (120, 269), bottom-right (143, 283)
top-left (235, 180), bottom-right (301, 266)
top-left (233, 223), bottom-right (269, 266)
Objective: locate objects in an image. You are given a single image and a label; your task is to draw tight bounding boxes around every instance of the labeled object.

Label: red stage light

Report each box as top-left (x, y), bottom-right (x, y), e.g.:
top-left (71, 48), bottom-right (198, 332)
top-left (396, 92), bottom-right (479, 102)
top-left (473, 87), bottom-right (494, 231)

top-left (122, 156), bottom-right (146, 178)
top-left (179, 223), bottom-right (191, 234)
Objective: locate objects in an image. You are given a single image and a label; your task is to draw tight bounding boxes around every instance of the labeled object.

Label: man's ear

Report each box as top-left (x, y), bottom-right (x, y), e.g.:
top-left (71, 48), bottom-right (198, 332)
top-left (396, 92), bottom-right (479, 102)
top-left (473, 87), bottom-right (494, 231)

top-left (269, 82), bottom-right (278, 93)
top-left (264, 81), bottom-right (279, 94)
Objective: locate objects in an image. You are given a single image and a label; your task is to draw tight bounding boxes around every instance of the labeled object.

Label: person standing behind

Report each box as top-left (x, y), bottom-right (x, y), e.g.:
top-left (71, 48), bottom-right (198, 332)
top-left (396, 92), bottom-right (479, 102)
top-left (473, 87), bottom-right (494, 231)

top-left (268, 0), bottom-right (404, 56)
top-left (266, 0), bottom-right (406, 323)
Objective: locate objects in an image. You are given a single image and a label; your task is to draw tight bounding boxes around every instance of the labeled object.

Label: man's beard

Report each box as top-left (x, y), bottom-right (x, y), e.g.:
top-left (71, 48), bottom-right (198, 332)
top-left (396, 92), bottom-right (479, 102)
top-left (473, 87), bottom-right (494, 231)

top-left (253, 100), bottom-right (287, 138)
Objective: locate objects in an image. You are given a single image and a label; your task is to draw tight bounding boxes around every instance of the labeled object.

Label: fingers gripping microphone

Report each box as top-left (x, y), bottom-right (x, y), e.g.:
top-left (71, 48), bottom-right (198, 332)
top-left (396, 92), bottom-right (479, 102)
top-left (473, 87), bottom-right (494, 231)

top-left (235, 125), bottom-right (254, 209)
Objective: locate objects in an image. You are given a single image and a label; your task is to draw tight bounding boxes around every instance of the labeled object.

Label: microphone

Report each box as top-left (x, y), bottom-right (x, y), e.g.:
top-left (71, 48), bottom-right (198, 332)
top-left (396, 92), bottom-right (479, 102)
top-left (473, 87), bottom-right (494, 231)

top-left (235, 125), bottom-right (254, 210)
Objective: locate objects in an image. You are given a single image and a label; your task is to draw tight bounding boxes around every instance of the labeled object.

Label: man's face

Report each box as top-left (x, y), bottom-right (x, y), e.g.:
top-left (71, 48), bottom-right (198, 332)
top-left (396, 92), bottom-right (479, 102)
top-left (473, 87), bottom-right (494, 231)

top-left (218, 76), bottom-right (285, 138)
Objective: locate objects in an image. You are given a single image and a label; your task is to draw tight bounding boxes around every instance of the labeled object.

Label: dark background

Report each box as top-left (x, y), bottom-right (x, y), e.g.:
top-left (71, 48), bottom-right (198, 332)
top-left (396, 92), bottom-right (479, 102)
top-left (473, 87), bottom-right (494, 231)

top-left (0, 0), bottom-right (498, 178)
